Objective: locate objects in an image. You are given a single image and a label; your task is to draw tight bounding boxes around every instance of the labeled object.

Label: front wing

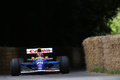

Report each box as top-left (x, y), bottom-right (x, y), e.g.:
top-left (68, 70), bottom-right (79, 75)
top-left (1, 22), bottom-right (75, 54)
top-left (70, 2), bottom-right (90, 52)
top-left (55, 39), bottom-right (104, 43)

top-left (21, 70), bottom-right (60, 73)
top-left (21, 61), bottom-right (60, 73)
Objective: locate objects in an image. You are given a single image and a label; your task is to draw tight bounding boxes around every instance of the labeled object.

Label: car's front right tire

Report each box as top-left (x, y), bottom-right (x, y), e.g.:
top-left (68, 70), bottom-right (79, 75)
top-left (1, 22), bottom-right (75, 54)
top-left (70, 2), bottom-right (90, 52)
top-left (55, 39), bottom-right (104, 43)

top-left (11, 58), bottom-right (20, 76)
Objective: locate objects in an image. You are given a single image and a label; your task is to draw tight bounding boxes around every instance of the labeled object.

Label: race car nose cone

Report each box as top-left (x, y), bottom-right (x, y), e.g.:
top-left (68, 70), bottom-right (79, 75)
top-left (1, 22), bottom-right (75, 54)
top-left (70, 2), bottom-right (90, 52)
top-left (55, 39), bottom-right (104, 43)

top-left (36, 59), bottom-right (44, 70)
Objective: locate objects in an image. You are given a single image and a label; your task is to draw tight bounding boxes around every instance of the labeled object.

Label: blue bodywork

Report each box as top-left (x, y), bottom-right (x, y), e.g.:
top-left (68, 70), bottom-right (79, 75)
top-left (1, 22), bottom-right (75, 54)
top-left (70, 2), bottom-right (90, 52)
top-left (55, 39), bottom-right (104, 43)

top-left (21, 58), bottom-right (59, 70)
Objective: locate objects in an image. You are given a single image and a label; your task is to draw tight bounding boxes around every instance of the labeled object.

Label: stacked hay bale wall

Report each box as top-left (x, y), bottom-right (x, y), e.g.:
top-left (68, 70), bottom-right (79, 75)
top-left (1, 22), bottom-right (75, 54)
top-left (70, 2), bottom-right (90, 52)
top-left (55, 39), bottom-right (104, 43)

top-left (83, 34), bottom-right (120, 71)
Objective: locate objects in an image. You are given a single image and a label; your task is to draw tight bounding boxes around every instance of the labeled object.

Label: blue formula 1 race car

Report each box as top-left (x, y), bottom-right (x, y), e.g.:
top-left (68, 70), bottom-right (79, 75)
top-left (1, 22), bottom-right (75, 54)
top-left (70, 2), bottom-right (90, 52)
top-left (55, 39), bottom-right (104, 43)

top-left (11, 48), bottom-right (69, 76)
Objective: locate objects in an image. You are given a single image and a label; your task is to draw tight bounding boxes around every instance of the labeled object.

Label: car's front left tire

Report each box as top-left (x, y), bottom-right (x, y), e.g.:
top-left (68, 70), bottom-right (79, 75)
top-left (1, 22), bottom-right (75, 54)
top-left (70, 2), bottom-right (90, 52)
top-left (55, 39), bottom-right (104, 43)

top-left (56, 56), bottom-right (70, 74)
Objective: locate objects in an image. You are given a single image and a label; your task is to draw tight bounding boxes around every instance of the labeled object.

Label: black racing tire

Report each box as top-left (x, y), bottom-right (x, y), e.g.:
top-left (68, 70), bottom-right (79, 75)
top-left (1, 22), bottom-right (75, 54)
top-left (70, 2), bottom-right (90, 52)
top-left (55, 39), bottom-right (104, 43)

top-left (18, 58), bottom-right (24, 71)
top-left (56, 56), bottom-right (70, 74)
top-left (56, 56), bottom-right (62, 70)
top-left (11, 58), bottom-right (21, 76)
top-left (18, 58), bottom-right (24, 65)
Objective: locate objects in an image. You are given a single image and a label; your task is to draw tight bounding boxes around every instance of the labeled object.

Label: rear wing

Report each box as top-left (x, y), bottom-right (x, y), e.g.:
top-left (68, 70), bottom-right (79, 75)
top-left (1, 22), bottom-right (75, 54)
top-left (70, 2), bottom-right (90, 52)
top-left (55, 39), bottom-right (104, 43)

top-left (26, 48), bottom-right (53, 54)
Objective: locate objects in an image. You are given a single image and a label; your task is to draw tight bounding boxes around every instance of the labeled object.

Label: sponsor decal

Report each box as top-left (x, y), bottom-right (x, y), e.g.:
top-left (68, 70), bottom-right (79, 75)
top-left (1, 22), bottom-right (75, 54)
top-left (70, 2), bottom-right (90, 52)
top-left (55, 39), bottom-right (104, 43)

top-left (38, 64), bottom-right (42, 67)
top-left (37, 62), bottom-right (43, 64)
top-left (29, 49), bottom-right (50, 53)
top-left (41, 49), bottom-right (50, 52)
top-left (30, 49), bottom-right (37, 53)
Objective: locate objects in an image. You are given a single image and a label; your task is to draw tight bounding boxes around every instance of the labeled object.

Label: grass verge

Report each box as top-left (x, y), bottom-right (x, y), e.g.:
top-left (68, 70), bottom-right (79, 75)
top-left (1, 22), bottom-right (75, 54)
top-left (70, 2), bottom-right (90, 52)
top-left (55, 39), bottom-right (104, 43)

top-left (90, 66), bottom-right (120, 75)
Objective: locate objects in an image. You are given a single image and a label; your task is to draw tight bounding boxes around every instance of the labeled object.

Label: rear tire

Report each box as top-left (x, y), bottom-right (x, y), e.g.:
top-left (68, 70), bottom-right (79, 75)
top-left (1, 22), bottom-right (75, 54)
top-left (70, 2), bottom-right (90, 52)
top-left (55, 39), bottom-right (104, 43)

top-left (11, 58), bottom-right (21, 76)
top-left (56, 56), bottom-right (70, 74)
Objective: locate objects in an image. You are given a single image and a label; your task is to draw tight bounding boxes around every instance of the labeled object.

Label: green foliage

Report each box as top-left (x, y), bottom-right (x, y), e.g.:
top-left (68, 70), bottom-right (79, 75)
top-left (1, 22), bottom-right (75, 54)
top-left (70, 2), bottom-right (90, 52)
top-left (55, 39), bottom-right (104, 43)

top-left (90, 66), bottom-right (120, 75)
top-left (107, 70), bottom-right (120, 75)
top-left (90, 66), bottom-right (107, 73)
top-left (108, 9), bottom-right (120, 34)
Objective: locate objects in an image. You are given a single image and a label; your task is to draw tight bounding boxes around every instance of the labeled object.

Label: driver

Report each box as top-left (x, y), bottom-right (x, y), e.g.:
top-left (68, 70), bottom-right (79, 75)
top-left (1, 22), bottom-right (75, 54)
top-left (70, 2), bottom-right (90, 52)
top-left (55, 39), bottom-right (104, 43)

top-left (37, 48), bottom-right (44, 57)
top-left (37, 52), bottom-right (44, 57)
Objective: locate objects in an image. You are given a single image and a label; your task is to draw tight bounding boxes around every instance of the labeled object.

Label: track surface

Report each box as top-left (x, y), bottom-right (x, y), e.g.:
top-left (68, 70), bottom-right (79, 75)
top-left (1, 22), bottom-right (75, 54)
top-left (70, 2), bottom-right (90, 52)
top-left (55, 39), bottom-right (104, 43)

top-left (0, 69), bottom-right (120, 80)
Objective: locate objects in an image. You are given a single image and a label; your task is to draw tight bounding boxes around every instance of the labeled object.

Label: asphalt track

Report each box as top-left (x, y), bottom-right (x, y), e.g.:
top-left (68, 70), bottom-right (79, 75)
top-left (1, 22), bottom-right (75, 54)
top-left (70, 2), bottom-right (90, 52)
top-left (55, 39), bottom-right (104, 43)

top-left (0, 69), bottom-right (120, 80)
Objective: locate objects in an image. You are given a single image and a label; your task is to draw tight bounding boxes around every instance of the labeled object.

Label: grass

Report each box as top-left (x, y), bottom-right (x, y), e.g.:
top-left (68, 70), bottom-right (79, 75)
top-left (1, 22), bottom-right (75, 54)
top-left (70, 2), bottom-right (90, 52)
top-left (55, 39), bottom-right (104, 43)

top-left (90, 66), bottom-right (120, 75)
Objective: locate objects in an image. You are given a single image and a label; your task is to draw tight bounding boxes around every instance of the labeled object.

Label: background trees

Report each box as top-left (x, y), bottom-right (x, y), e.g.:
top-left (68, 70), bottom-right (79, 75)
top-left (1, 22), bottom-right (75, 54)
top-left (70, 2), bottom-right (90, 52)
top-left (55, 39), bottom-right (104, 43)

top-left (109, 8), bottom-right (120, 34)
top-left (2, 0), bottom-right (120, 47)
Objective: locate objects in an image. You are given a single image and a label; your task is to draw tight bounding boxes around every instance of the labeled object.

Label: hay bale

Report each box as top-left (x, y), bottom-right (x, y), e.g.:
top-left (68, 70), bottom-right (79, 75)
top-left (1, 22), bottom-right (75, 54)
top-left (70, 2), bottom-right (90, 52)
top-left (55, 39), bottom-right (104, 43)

top-left (83, 34), bottom-right (120, 71)
top-left (83, 36), bottom-right (105, 70)
top-left (83, 37), bottom-right (96, 70)
top-left (93, 36), bottom-right (104, 67)
top-left (103, 35), bottom-right (120, 70)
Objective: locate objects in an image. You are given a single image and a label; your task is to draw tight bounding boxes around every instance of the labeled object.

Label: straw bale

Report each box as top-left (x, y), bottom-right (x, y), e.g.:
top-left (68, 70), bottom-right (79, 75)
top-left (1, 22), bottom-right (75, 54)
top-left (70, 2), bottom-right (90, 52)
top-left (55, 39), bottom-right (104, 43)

top-left (83, 37), bottom-right (96, 70)
top-left (83, 34), bottom-right (120, 71)
top-left (93, 36), bottom-right (104, 67)
top-left (103, 35), bottom-right (120, 70)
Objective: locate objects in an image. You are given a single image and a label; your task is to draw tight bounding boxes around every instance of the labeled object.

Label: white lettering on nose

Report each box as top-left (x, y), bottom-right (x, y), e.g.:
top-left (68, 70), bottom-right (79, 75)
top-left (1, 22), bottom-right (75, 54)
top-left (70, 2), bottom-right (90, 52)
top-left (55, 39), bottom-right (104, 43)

top-left (37, 62), bottom-right (43, 64)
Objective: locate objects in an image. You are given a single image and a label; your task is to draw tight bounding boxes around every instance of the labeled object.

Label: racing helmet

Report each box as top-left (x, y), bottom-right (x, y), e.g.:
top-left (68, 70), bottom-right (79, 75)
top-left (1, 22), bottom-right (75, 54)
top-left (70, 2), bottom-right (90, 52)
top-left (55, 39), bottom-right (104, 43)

top-left (37, 48), bottom-right (44, 57)
top-left (37, 53), bottom-right (44, 57)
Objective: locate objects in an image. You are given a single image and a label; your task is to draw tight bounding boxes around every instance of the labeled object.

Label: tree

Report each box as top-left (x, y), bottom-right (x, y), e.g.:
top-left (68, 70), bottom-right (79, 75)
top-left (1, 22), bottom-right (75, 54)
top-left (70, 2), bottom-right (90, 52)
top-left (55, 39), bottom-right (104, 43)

top-left (109, 8), bottom-right (120, 34)
top-left (2, 0), bottom-right (120, 47)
